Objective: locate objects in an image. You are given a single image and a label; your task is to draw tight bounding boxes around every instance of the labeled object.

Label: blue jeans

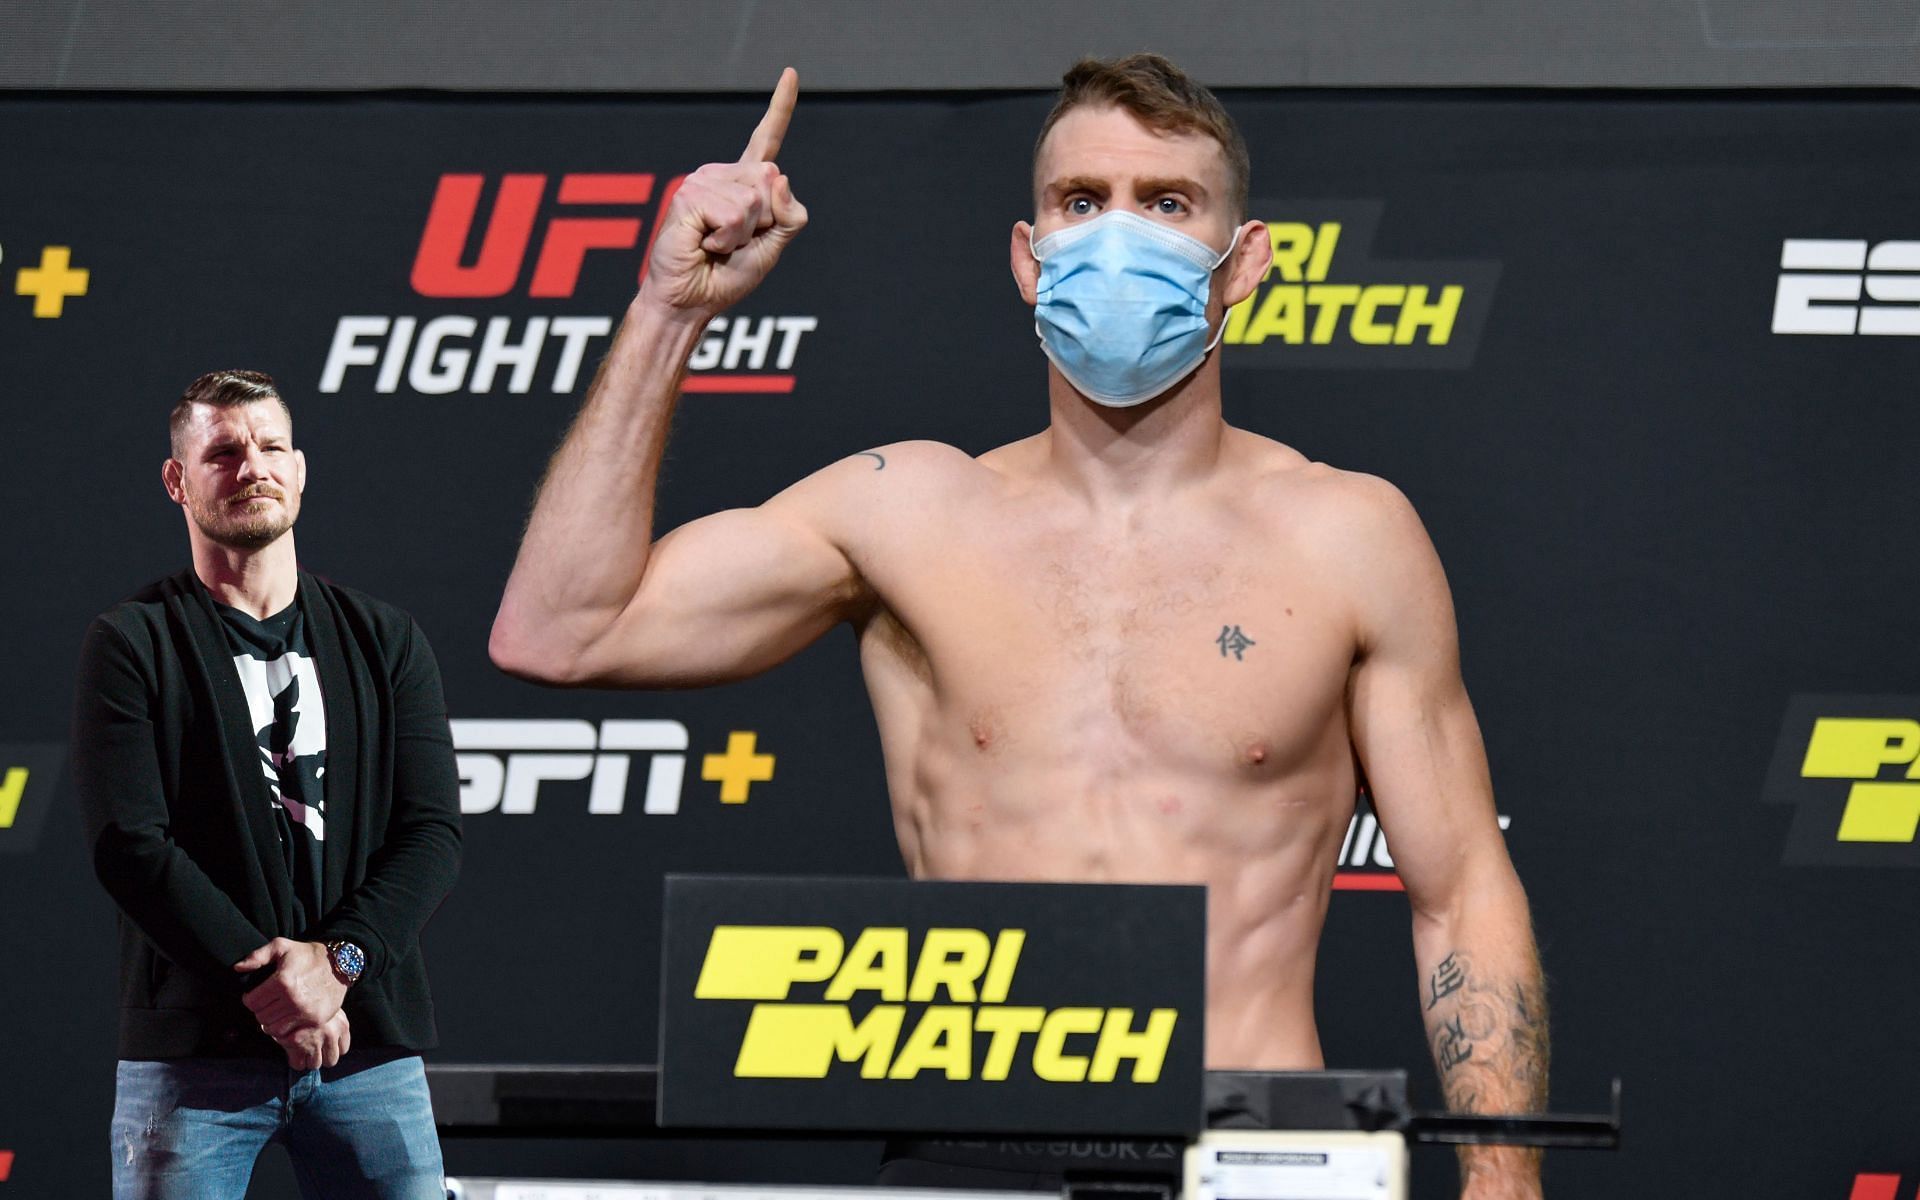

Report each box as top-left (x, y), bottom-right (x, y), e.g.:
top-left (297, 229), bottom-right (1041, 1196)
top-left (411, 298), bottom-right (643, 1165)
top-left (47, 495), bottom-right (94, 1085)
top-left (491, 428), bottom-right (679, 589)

top-left (111, 1052), bottom-right (446, 1200)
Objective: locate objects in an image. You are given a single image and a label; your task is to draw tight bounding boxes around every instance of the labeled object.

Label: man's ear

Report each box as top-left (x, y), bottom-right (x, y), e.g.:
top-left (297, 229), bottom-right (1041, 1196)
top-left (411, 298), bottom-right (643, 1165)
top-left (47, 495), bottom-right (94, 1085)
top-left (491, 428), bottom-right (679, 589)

top-left (1218, 220), bottom-right (1272, 310)
top-left (1010, 221), bottom-right (1040, 307)
top-left (162, 457), bottom-right (186, 505)
top-left (295, 448), bottom-right (307, 495)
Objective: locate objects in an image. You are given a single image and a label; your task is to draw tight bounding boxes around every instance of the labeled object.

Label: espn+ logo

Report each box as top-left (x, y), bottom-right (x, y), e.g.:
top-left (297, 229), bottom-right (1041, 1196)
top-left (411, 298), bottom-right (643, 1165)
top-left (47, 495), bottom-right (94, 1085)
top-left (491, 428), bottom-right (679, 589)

top-left (451, 718), bottom-right (687, 815)
top-left (1771, 239), bottom-right (1920, 336)
top-left (1764, 696), bottom-right (1920, 866)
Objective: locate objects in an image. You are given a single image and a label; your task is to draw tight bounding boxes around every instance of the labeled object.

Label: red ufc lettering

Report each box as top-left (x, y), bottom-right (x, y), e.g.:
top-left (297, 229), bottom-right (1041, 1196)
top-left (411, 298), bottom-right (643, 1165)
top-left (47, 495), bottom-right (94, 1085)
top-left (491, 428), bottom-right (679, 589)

top-left (412, 174), bottom-right (545, 297)
top-left (529, 173), bottom-right (654, 296)
top-left (1850, 1175), bottom-right (1903, 1200)
top-left (411, 173), bottom-right (663, 298)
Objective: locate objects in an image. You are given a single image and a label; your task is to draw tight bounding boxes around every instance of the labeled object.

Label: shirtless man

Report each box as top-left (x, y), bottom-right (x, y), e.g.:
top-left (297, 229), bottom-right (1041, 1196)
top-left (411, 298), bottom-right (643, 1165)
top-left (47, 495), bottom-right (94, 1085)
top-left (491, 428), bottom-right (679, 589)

top-left (491, 56), bottom-right (1548, 1199)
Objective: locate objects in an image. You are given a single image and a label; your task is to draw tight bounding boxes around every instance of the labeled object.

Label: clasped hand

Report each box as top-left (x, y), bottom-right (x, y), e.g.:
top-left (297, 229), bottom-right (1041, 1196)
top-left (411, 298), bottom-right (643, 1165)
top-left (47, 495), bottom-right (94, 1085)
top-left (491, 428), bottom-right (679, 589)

top-left (234, 938), bottom-right (352, 1070)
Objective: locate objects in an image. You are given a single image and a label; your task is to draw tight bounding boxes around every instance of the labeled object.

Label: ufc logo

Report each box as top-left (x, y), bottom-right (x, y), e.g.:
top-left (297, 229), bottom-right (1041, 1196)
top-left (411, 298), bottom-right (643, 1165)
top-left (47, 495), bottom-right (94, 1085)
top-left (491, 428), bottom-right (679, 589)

top-left (411, 173), bottom-right (685, 299)
top-left (450, 719), bottom-right (687, 815)
top-left (1772, 239), bottom-right (1920, 335)
top-left (1850, 1174), bottom-right (1910, 1200)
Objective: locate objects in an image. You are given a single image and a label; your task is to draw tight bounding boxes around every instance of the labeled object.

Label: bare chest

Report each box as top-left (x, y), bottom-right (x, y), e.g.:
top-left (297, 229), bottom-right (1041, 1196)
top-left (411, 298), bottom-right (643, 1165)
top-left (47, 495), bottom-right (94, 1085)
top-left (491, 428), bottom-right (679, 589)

top-left (863, 510), bottom-right (1357, 774)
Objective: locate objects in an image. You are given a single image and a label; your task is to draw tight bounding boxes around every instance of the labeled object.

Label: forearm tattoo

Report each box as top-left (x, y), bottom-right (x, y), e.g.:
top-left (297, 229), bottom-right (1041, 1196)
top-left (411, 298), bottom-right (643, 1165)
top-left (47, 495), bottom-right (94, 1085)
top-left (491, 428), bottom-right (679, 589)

top-left (1423, 949), bottom-right (1550, 1117)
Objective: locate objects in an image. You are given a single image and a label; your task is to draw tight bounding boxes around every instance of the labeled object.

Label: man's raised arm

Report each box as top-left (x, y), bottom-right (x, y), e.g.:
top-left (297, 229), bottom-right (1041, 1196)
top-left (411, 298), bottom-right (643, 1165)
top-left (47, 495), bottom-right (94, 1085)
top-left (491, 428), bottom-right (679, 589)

top-left (1337, 475), bottom-right (1549, 1200)
top-left (491, 69), bottom-right (858, 689)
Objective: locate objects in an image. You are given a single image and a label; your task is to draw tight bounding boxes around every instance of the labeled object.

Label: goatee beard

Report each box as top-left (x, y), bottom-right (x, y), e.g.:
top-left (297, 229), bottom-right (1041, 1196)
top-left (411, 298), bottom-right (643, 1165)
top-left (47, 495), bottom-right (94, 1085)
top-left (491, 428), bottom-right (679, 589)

top-left (214, 521), bottom-right (290, 550)
top-left (190, 494), bottom-right (295, 550)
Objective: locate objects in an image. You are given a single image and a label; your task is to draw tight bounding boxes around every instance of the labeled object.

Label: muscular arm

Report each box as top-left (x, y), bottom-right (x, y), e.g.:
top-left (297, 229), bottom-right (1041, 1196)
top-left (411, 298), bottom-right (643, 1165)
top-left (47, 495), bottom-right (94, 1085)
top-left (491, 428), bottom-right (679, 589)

top-left (1339, 478), bottom-right (1548, 1198)
top-left (489, 305), bottom-right (861, 687)
top-left (489, 70), bottom-right (857, 688)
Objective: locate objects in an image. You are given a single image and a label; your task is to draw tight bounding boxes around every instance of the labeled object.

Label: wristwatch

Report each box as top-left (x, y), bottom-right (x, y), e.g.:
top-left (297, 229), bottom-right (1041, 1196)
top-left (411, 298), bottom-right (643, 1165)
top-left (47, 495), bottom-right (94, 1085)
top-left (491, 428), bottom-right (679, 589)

top-left (326, 940), bottom-right (366, 986)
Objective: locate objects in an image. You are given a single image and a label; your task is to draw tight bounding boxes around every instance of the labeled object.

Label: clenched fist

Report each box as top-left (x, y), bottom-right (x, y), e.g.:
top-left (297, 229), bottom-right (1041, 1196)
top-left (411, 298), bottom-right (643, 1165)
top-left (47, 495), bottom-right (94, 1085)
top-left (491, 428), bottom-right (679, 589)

top-left (642, 67), bottom-right (809, 316)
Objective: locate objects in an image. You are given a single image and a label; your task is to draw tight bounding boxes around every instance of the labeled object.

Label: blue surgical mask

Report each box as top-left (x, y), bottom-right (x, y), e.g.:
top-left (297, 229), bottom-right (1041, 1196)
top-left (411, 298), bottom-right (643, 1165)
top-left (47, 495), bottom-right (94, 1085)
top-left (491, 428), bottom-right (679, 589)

top-left (1030, 211), bottom-right (1246, 408)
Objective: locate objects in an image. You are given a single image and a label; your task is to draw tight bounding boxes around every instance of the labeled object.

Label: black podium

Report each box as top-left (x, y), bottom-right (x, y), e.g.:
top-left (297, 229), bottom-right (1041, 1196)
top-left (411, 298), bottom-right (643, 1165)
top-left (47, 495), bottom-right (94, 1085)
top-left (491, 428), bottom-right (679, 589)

top-left (434, 876), bottom-right (1616, 1200)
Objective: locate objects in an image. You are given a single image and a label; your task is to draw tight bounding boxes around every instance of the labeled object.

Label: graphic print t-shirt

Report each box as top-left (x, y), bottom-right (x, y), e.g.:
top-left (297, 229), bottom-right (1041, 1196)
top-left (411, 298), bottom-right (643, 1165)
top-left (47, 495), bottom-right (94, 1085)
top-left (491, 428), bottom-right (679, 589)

top-left (219, 598), bottom-right (326, 930)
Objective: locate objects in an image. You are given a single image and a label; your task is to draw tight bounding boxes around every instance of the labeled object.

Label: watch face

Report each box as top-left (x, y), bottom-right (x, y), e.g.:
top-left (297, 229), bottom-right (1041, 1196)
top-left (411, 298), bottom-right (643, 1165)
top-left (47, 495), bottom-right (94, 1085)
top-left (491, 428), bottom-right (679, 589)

top-left (332, 942), bottom-right (366, 980)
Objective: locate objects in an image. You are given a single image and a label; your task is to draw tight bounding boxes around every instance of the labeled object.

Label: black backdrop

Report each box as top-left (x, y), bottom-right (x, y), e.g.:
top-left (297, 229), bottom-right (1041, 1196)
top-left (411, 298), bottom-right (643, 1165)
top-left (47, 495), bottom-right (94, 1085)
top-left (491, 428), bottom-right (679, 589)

top-left (2, 90), bottom-right (1918, 1197)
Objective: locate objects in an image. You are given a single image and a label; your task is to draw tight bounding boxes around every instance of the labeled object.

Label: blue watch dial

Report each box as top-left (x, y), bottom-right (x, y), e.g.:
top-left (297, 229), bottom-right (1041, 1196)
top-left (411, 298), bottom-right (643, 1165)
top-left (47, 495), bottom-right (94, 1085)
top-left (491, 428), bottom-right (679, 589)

top-left (330, 941), bottom-right (366, 982)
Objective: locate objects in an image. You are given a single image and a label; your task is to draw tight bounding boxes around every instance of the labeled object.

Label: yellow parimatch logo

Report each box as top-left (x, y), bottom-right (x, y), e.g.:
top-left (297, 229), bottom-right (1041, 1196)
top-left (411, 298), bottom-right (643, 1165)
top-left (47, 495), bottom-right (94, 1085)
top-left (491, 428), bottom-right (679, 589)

top-left (1800, 719), bottom-right (1920, 843)
top-left (694, 926), bottom-right (1177, 1083)
top-left (0, 767), bottom-right (27, 829)
top-left (1764, 698), bottom-right (1920, 867)
top-left (1221, 200), bottom-right (1499, 369)
top-left (0, 744), bottom-right (64, 855)
top-left (1226, 222), bottom-right (1464, 348)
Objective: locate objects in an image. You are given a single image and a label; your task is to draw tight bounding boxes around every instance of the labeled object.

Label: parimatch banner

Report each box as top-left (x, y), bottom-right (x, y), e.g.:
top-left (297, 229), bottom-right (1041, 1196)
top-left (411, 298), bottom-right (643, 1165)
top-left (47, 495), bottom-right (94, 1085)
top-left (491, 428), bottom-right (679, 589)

top-left (2, 91), bottom-right (1917, 1197)
top-left (657, 876), bottom-right (1205, 1134)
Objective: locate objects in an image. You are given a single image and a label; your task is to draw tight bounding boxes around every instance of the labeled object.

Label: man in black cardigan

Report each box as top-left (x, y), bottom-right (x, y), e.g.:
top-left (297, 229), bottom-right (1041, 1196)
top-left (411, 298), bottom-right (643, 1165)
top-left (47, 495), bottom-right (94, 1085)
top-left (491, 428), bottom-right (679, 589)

top-left (72, 369), bottom-right (461, 1199)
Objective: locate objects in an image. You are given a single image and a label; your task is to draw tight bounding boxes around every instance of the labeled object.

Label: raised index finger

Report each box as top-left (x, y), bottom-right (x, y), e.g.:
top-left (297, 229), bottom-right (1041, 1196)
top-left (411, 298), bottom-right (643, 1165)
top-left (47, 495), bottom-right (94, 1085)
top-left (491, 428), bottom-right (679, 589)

top-left (741, 67), bottom-right (799, 163)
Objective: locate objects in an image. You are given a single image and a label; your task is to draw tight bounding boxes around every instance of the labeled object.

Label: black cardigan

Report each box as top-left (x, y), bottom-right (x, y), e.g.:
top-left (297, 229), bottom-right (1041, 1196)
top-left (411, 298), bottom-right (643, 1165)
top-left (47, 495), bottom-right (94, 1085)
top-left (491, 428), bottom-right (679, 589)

top-left (72, 568), bottom-right (462, 1059)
